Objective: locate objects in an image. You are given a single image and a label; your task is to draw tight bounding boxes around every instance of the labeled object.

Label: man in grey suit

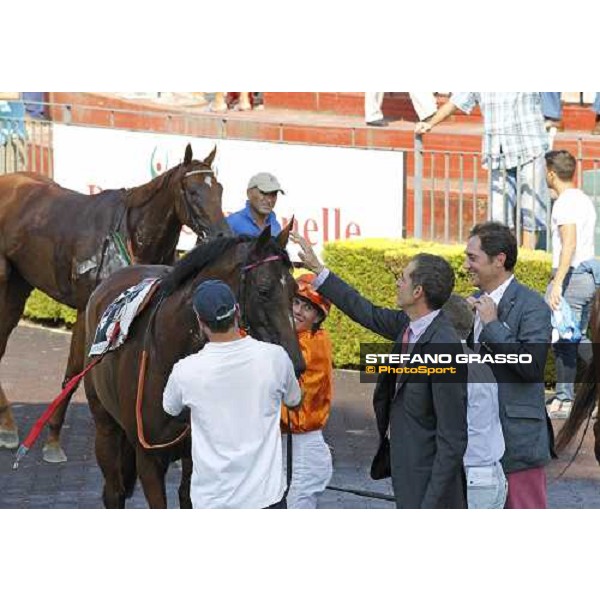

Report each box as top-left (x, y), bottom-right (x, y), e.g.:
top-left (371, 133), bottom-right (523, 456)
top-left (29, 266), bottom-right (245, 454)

top-left (465, 222), bottom-right (552, 509)
top-left (292, 233), bottom-right (468, 509)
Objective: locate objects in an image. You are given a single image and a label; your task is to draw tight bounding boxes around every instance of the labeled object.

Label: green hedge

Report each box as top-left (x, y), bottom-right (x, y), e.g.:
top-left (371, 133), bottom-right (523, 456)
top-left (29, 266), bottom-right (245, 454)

top-left (323, 238), bottom-right (553, 376)
top-left (24, 290), bottom-right (77, 326)
top-left (23, 238), bottom-right (556, 381)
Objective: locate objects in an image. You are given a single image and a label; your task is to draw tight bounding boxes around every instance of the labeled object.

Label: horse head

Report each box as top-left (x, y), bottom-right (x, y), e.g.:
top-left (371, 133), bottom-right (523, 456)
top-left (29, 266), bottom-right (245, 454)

top-left (241, 221), bottom-right (305, 377)
top-left (175, 144), bottom-right (231, 239)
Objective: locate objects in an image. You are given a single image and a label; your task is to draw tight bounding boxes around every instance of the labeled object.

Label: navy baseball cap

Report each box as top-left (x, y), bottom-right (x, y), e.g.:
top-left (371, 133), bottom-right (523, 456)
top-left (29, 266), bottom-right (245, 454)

top-left (193, 280), bottom-right (238, 324)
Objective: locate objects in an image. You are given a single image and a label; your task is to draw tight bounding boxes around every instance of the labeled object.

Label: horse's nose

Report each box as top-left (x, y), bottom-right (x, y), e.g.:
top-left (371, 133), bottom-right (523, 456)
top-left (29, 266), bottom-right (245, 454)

top-left (294, 355), bottom-right (306, 379)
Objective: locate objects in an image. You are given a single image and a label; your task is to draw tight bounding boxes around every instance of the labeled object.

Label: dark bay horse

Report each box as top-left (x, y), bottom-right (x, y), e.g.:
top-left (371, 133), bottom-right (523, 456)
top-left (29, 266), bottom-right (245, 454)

top-left (84, 225), bottom-right (304, 508)
top-left (0, 145), bottom-right (230, 462)
top-left (555, 290), bottom-right (600, 464)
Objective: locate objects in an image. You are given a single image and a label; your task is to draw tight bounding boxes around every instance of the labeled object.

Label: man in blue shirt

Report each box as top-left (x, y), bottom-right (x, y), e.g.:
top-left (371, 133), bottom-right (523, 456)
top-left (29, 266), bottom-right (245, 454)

top-left (227, 172), bottom-right (284, 236)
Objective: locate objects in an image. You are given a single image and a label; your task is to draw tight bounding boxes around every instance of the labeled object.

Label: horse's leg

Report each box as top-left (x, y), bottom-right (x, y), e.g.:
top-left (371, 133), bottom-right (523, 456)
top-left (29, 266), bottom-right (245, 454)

top-left (0, 265), bottom-right (32, 449)
top-left (594, 417), bottom-right (600, 465)
top-left (121, 439), bottom-right (138, 503)
top-left (595, 382), bottom-right (600, 464)
top-left (178, 438), bottom-right (193, 509)
top-left (136, 448), bottom-right (169, 509)
top-left (43, 311), bottom-right (86, 463)
top-left (88, 391), bottom-right (129, 509)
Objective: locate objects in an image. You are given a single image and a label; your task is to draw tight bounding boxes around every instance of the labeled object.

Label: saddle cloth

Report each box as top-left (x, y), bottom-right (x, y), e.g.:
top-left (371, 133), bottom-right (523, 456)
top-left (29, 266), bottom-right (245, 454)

top-left (89, 278), bottom-right (158, 357)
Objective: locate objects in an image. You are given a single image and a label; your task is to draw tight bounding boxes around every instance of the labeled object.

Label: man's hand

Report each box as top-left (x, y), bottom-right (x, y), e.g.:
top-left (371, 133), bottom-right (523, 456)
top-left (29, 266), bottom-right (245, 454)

top-left (474, 296), bottom-right (498, 325)
top-left (415, 121), bottom-right (433, 135)
top-left (290, 232), bottom-right (324, 274)
top-left (549, 282), bottom-right (562, 312)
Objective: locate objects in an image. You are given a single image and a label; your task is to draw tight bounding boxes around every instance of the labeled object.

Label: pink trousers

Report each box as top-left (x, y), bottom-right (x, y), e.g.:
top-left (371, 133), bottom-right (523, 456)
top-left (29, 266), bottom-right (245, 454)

top-left (505, 467), bottom-right (548, 509)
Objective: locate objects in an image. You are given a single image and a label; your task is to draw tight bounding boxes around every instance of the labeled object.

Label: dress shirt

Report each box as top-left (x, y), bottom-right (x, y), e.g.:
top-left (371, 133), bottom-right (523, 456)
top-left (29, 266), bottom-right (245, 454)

top-left (406, 310), bottom-right (440, 345)
top-left (461, 343), bottom-right (505, 467)
top-left (313, 268), bottom-right (331, 289)
top-left (474, 275), bottom-right (515, 343)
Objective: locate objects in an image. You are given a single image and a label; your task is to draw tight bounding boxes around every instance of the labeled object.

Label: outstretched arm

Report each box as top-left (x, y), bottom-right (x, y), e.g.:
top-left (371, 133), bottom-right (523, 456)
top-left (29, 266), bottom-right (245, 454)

top-left (291, 233), bottom-right (407, 341)
top-left (415, 101), bottom-right (458, 135)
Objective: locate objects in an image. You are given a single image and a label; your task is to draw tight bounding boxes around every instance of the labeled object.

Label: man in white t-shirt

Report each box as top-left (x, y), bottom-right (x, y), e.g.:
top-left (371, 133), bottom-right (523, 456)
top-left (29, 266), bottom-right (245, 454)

top-left (546, 150), bottom-right (597, 419)
top-left (163, 280), bottom-right (302, 509)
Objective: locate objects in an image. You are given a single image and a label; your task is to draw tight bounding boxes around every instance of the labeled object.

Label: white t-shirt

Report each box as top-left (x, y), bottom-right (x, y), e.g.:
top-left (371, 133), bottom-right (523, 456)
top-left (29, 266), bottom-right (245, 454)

top-left (551, 188), bottom-right (596, 269)
top-left (163, 336), bottom-right (301, 509)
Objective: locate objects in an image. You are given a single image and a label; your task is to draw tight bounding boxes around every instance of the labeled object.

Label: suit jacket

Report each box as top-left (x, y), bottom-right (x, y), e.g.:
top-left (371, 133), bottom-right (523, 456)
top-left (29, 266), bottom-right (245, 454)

top-left (467, 278), bottom-right (553, 474)
top-left (320, 273), bottom-right (468, 509)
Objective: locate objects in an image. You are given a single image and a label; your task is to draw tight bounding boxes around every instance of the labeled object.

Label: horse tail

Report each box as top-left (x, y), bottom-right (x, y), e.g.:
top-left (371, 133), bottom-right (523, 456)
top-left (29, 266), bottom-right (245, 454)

top-left (555, 361), bottom-right (597, 453)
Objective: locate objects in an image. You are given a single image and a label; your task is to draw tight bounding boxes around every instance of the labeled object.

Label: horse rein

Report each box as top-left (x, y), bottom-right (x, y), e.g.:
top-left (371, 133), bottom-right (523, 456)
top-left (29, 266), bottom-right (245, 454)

top-left (135, 293), bottom-right (191, 451)
top-left (135, 250), bottom-right (285, 451)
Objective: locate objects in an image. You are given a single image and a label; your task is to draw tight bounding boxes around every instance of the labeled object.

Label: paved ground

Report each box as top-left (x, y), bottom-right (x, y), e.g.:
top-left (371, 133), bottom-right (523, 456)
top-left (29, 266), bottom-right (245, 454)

top-left (1, 324), bottom-right (599, 509)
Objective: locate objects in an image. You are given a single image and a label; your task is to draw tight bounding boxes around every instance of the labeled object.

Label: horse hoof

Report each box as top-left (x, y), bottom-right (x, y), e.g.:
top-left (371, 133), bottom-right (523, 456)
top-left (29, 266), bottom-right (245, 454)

top-left (0, 429), bottom-right (19, 450)
top-left (42, 443), bottom-right (68, 464)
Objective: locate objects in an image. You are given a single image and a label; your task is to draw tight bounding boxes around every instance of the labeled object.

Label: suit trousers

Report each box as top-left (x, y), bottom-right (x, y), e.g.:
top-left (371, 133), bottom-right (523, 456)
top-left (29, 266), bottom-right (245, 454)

top-left (505, 467), bottom-right (547, 509)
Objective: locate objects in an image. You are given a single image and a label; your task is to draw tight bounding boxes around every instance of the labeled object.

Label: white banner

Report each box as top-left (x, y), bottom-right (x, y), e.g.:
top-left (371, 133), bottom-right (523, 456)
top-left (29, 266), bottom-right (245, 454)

top-left (52, 125), bottom-right (404, 254)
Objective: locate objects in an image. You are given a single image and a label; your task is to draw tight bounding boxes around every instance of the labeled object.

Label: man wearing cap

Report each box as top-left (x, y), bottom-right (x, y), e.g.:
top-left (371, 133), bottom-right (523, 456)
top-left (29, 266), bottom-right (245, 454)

top-left (227, 173), bottom-right (285, 237)
top-left (162, 280), bottom-right (302, 509)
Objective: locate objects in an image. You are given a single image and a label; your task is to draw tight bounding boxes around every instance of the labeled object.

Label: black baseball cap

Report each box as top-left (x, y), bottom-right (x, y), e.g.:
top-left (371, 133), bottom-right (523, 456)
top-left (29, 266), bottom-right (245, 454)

top-left (193, 280), bottom-right (237, 324)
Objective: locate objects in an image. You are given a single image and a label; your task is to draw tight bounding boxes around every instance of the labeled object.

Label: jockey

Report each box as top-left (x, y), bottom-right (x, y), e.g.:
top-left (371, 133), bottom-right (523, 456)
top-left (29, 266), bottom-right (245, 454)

top-left (282, 273), bottom-right (334, 509)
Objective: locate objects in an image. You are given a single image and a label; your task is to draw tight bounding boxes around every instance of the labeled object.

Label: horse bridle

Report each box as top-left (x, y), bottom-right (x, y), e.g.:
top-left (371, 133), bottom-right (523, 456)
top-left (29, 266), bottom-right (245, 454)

top-left (238, 254), bottom-right (285, 334)
top-left (135, 248), bottom-right (286, 450)
top-left (180, 168), bottom-right (216, 239)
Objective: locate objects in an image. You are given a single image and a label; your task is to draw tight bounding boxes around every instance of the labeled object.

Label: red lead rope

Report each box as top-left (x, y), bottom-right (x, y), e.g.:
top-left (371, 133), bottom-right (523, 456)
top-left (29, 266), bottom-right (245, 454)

top-left (12, 324), bottom-right (121, 471)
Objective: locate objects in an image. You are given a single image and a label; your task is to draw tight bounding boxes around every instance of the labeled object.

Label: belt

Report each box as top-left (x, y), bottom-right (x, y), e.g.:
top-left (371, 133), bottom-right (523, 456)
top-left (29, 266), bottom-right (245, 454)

top-left (465, 461), bottom-right (502, 469)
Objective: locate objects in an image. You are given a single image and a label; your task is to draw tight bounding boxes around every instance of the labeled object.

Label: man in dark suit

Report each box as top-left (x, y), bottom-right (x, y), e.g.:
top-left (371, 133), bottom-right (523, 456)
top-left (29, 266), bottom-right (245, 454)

top-left (292, 233), bottom-right (468, 509)
top-left (465, 222), bottom-right (552, 509)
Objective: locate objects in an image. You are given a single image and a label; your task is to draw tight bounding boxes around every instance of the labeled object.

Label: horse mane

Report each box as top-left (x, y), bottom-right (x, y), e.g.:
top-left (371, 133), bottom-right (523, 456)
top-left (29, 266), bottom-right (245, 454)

top-left (123, 159), bottom-right (206, 209)
top-left (159, 234), bottom-right (291, 297)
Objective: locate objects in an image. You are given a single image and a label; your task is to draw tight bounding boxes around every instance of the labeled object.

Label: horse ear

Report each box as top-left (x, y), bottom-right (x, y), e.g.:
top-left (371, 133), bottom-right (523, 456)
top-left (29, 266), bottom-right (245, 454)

top-left (276, 217), bottom-right (294, 248)
top-left (255, 225), bottom-right (272, 252)
top-left (204, 146), bottom-right (217, 168)
top-left (184, 144), bottom-right (193, 166)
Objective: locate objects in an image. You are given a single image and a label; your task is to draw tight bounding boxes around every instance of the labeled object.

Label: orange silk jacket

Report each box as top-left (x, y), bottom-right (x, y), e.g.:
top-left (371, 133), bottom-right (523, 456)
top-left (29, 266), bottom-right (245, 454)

top-left (281, 329), bottom-right (333, 434)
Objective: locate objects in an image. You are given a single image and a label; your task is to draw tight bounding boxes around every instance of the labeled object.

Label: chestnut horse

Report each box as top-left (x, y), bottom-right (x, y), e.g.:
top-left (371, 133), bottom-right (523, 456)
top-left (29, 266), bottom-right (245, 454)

top-left (0, 145), bottom-right (230, 462)
top-left (555, 290), bottom-right (600, 464)
top-left (84, 225), bottom-right (304, 508)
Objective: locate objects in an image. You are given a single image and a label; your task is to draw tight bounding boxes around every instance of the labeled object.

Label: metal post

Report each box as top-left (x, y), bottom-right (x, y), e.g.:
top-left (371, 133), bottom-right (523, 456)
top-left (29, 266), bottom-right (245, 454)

top-left (459, 153), bottom-right (464, 242)
top-left (487, 133), bottom-right (493, 221)
top-left (414, 134), bottom-right (424, 239)
top-left (430, 153), bottom-right (436, 240)
top-left (516, 156), bottom-right (522, 247)
top-left (472, 155), bottom-right (478, 229)
top-left (444, 153), bottom-right (450, 243)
